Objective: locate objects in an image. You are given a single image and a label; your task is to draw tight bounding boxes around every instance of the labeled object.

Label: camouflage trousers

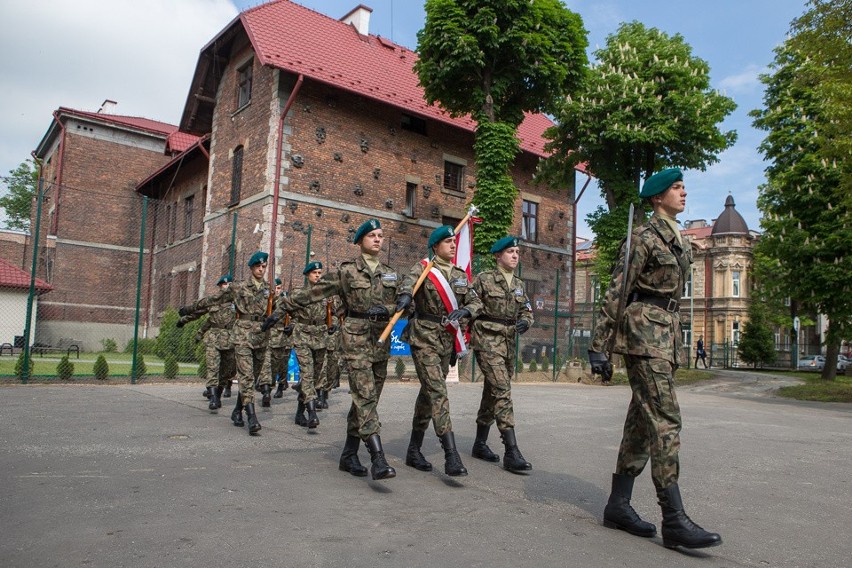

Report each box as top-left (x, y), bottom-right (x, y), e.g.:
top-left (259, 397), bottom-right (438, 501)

top-left (205, 344), bottom-right (236, 389)
top-left (616, 355), bottom-right (682, 490)
top-left (234, 343), bottom-right (266, 405)
top-left (345, 358), bottom-right (388, 441)
top-left (410, 347), bottom-right (453, 436)
top-left (261, 346), bottom-right (291, 386)
top-left (317, 349), bottom-right (340, 391)
top-left (473, 349), bottom-right (515, 431)
top-left (294, 345), bottom-right (326, 403)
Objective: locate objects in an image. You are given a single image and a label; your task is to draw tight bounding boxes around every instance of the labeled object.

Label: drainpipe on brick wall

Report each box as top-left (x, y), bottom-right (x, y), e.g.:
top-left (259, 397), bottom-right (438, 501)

top-left (570, 173), bottom-right (593, 341)
top-left (268, 73), bottom-right (304, 286)
top-left (50, 111), bottom-right (67, 235)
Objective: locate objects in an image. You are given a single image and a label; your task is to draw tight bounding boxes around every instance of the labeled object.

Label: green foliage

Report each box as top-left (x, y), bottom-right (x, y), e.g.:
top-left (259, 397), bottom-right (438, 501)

top-left (93, 355), bottom-right (110, 380)
top-left (15, 352), bottom-right (33, 380)
top-left (529, 359), bottom-right (538, 372)
top-left (163, 354), bottom-right (179, 380)
top-left (751, 7), bottom-right (852, 358)
top-left (0, 159), bottom-right (38, 231)
top-left (543, 21), bottom-right (736, 273)
top-left (416, 0), bottom-right (588, 249)
top-left (515, 357), bottom-right (523, 373)
top-left (394, 357), bottom-right (406, 381)
top-left (156, 308), bottom-right (206, 362)
top-left (738, 302), bottom-right (777, 369)
top-left (100, 338), bottom-right (117, 353)
top-left (540, 357), bottom-right (549, 372)
top-left (131, 355), bottom-right (147, 379)
top-left (125, 337), bottom-right (157, 355)
top-left (56, 355), bottom-right (74, 380)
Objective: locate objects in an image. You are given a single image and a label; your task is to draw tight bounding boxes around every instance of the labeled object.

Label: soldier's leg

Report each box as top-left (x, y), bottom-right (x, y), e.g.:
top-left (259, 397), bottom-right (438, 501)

top-left (406, 349), bottom-right (435, 472)
top-left (221, 349), bottom-right (235, 397)
top-left (312, 347), bottom-right (327, 410)
top-left (478, 350), bottom-right (531, 471)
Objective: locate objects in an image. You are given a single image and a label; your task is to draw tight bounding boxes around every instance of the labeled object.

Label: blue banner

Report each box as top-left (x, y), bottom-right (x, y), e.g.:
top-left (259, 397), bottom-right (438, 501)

top-left (389, 318), bottom-right (411, 356)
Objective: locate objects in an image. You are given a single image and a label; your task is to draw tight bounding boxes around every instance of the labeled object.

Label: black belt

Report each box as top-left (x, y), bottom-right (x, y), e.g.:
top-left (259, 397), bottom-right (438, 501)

top-left (477, 315), bottom-right (516, 326)
top-left (629, 293), bottom-right (680, 312)
top-left (347, 310), bottom-right (389, 322)
top-left (237, 314), bottom-right (265, 322)
top-left (414, 312), bottom-right (447, 325)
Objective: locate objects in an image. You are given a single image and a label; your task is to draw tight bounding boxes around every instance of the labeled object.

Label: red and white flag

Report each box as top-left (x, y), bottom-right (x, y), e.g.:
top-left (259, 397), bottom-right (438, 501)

top-left (453, 215), bottom-right (480, 282)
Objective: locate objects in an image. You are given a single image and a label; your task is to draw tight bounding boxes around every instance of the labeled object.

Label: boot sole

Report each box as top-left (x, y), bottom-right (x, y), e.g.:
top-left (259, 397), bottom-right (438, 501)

top-left (662, 537), bottom-right (723, 549)
top-left (472, 453), bottom-right (500, 463)
top-left (371, 470), bottom-right (396, 480)
top-left (603, 519), bottom-right (656, 538)
top-left (405, 460), bottom-right (433, 472)
top-left (308, 421), bottom-right (319, 429)
top-left (339, 464), bottom-right (368, 477)
top-left (446, 470), bottom-right (468, 477)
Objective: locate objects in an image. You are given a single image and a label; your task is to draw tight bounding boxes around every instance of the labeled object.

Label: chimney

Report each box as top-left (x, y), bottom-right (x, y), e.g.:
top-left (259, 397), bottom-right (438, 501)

top-left (98, 99), bottom-right (118, 114)
top-left (340, 4), bottom-right (372, 36)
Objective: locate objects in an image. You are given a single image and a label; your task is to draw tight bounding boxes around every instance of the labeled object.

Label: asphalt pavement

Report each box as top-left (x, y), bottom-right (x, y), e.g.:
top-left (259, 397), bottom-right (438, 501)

top-left (1, 370), bottom-right (850, 568)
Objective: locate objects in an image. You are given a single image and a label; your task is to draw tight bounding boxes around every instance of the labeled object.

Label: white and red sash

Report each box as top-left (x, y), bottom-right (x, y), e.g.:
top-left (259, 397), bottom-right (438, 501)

top-left (420, 259), bottom-right (467, 355)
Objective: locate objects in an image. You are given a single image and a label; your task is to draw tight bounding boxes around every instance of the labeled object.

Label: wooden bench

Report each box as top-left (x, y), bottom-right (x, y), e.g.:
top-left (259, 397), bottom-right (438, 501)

top-left (30, 338), bottom-right (81, 359)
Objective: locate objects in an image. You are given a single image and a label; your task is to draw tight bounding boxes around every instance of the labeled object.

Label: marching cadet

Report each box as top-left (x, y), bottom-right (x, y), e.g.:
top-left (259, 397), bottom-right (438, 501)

top-left (179, 274), bottom-right (236, 412)
top-left (397, 225), bottom-right (482, 476)
top-left (265, 219), bottom-right (398, 480)
top-left (264, 278), bottom-right (293, 400)
top-left (181, 251), bottom-right (281, 436)
top-left (588, 168), bottom-right (721, 549)
top-left (466, 236), bottom-right (534, 473)
top-left (315, 294), bottom-right (343, 409)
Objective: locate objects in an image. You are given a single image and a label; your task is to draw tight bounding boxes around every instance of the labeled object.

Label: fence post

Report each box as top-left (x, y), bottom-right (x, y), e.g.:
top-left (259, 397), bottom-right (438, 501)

top-left (21, 176), bottom-right (45, 384)
top-left (552, 268), bottom-right (559, 382)
top-left (130, 196), bottom-right (148, 384)
top-left (229, 211), bottom-right (238, 275)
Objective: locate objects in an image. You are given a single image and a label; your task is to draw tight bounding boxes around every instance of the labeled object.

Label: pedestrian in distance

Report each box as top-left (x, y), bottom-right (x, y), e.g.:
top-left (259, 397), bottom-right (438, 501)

top-left (695, 335), bottom-right (708, 369)
top-left (588, 168), bottom-right (722, 549)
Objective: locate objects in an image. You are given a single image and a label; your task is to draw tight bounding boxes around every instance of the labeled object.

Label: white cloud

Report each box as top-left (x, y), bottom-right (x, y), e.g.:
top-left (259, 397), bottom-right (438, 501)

top-left (0, 0), bottom-right (238, 179)
top-left (718, 64), bottom-right (766, 95)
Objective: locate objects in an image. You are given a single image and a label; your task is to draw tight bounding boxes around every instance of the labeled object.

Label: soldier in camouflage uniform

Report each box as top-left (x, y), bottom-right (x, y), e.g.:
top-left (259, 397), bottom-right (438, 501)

top-left (181, 251), bottom-right (282, 436)
top-left (468, 236), bottom-right (534, 473)
top-left (315, 295), bottom-right (344, 408)
top-left (265, 278), bottom-right (293, 400)
top-left (269, 219), bottom-right (397, 480)
top-left (588, 168), bottom-right (721, 549)
top-left (397, 225), bottom-right (482, 477)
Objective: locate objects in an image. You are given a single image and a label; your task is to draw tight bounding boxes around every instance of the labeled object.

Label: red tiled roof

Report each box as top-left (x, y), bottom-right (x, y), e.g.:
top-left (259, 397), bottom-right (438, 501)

top-left (682, 226), bottom-right (714, 241)
top-left (240, 0), bottom-right (558, 158)
top-left (58, 107), bottom-right (180, 137)
top-left (0, 257), bottom-right (52, 293)
top-left (166, 130), bottom-right (202, 153)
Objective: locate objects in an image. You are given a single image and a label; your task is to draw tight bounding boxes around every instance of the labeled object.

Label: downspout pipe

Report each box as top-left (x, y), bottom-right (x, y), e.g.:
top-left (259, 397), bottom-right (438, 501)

top-left (50, 111), bottom-right (67, 235)
top-left (268, 73), bottom-right (304, 285)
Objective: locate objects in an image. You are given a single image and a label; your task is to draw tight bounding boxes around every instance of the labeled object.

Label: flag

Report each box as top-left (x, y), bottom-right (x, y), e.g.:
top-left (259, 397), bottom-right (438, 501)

top-left (453, 216), bottom-right (480, 282)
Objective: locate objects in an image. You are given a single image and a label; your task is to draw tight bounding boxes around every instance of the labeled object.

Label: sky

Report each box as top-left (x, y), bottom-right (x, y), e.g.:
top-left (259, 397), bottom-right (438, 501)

top-left (0, 0), bottom-right (810, 239)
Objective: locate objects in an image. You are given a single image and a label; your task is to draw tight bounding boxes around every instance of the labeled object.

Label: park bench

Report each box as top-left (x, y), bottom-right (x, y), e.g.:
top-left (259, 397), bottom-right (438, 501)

top-left (30, 338), bottom-right (81, 359)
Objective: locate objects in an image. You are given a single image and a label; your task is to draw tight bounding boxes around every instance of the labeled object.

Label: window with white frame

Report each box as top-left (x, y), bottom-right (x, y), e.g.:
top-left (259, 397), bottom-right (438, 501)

top-left (732, 271), bottom-right (741, 297)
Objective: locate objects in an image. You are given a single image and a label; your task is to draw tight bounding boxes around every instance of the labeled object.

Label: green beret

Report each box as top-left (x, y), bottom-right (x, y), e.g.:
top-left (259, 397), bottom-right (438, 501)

top-left (247, 251), bottom-right (268, 267)
top-left (490, 236), bottom-right (520, 254)
top-left (217, 274), bottom-right (232, 286)
top-left (274, 278), bottom-right (282, 286)
top-left (353, 219), bottom-right (381, 244)
top-left (428, 225), bottom-right (455, 249)
top-left (303, 261), bottom-right (323, 274)
top-left (639, 168), bottom-right (683, 198)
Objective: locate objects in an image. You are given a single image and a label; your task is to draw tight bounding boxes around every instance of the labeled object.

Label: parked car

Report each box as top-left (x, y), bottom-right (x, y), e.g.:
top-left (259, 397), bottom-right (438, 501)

top-left (837, 355), bottom-right (849, 374)
top-left (797, 355), bottom-right (825, 371)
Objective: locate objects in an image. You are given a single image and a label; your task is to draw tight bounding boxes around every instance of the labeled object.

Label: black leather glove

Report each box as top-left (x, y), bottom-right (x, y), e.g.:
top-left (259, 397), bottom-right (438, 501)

top-left (282, 324), bottom-right (294, 336)
top-left (327, 324), bottom-right (338, 335)
top-left (588, 350), bottom-right (613, 382)
top-left (515, 320), bottom-right (530, 334)
top-left (366, 305), bottom-right (390, 319)
top-left (450, 351), bottom-right (458, 367)
top-left (447, 308), bottom-right (471, 322)
top-left (176, 318), bottom-right (186, 328)
top-left (260, 315), bottom-right (279, 332)
top-left (395, 293), bottom-right (412, 313)
top-left (178, 306), bottom-right (191, 317)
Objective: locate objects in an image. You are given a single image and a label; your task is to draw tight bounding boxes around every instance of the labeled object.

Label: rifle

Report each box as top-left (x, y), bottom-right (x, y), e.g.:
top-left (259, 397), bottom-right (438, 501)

top-left (326, 298), bottom-right (333, 331)
top-left (377, 205), bottom-right (478, 345)
top-left (606, 202), bottom-right (635, 360)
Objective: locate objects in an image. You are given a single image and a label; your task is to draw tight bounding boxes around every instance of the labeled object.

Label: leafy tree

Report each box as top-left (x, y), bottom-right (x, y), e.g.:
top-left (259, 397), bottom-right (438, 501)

top-left (93, 355), bottom-right (110, 380)
top-left (57, 355), bottom-right (75, 380)
top-left (163, 353), bottom-right (179, 380)
top-left (416, 0), bottom-right (588, 252)
top-left (751, 6), bottom-right (851, 380)
top-left (738, 302), bottom-right (776, 369)
top-left (15, 352), bottom-right (33, 380)
top-left (543, 21), bottom-right (736, 280)
top-left (131, 355), bottom-right (147, 379)
top-left (155, 308), bottom-right (205, 362)
top-left (0, 159), bottom-right (38, 231)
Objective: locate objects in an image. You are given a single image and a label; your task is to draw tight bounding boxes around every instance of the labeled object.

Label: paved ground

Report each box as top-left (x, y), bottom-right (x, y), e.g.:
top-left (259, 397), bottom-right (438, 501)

top-left (1, 370), bottom-right (850, 568)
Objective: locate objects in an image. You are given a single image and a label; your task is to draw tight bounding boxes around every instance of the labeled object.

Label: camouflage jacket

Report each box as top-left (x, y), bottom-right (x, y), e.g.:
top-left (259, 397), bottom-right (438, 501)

top-left (399, 260), bottom-right (482, 352)
top-left (290, 284), bottom-right (332, 350)
top-left (326, 295), bottom-right (344, 351)
top-left (267, 294), bottom-right (294, 350)
top-left (470, 269), bottom-right (534, 358)
top-left (591, 214), bottom-right (692, 364)
top-left (199, 304), bottom-right (235, 351)
top-left (286, 256), bottom-right (398, 362)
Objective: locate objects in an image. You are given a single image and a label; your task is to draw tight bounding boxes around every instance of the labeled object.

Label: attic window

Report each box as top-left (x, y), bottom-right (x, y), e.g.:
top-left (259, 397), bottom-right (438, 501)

top-left (401, 114), bottom-right (427, 136)
top-left (236, 59), bottom-right (253, 109)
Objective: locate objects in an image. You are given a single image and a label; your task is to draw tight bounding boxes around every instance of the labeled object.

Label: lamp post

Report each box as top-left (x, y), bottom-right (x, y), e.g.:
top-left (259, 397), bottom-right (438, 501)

top-left (689, 266), bottom-right (695, 369)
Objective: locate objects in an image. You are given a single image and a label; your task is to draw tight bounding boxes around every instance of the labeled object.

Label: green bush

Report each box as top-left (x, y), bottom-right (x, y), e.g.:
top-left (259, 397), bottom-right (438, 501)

top-left (93, 355), bottom-right (110, 380)
top-left (130, 355), bottom-right (147, 379)
top-left (156, 308), bottom-right (206, 362)
top-left (124, 337), bottom-right (157, 355)
top-left (516, 357), bottom-right (523, 373)
top-left (15, 353), bottom-right (33, 380)
top-left (57, 355), bottom-right (74, 380)
top-left (394, 357), bottom-right (406, 381)
top-left (164, 354), bottom-right (179, 380)
top-left (529, 359), bottom-right (538, 372)
top-left (100, 338), bottom-right (118, 353)
top-left (541, 357), bottom-right (549, 372)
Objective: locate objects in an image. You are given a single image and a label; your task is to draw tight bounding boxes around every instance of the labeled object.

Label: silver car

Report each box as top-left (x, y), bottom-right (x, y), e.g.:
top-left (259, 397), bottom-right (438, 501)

top-left (797, 355), bottom-right (825, 371)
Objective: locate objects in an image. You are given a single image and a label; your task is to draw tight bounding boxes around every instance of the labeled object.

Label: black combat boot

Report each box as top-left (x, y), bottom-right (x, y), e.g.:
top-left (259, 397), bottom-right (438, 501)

top-left (294, 401), bottom-right (308, 427)
top-left (222, 382), bottom-right (232, 398)
top-left (500, 429), bottom-right (532, 472)
top-left (203, 388), bottom-right (211, 399)
top-left (260, 384), bottom-right (272, 408)
top-left (206, 386), bottom-right (217, 411)
top-left (439, 431), bottom-right (468, 477)
top-left (214, 386), bottom-right (224, 409)
top-left (318, 389), bottom-right (329, 409)
top-left (471, 423), bottom-right (500, 462)
top-left (273, 382), bottom-right (286, 398)
top-left (339, 435), bottom-right (368, 477)
top-left (231, 393), bottom-right (245, 427)
top-left (244, 402), bottom-right (261, 435)
top-left (602, 473), bottom-right (657, 537)
top-left (405, 430), bottom-right (433, 472)
top-left (658, 484), bottom-right (722, 549)
top-left (365, 434), bottom-right (396, 480)
top-left (306, 400), bottom-right (320, 429)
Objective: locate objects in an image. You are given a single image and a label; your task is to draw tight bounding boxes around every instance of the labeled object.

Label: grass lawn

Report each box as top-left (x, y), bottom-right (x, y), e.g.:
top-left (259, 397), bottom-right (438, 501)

top-left (776, 374), bottom-right (852, 403)
top-left (0, 352), bottom-right (199, 379)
